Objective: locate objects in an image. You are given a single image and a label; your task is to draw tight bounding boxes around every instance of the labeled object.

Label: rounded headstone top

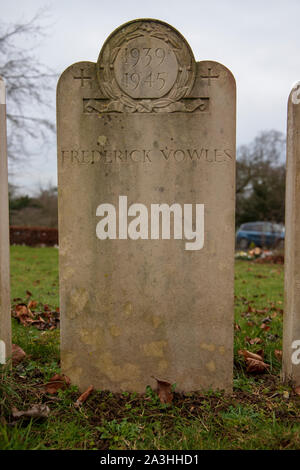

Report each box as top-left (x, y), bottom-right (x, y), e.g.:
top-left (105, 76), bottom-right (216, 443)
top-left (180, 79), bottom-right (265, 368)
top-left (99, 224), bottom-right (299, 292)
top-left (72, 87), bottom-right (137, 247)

top-left (97, 19), bottom-right (196, 110)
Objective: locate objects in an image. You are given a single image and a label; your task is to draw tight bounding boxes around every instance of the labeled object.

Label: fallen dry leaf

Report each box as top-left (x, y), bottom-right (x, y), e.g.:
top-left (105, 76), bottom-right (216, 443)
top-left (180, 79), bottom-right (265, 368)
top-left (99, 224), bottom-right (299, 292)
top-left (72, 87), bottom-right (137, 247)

top-left (12, 344), bottom-right (26, 365)
top-left (255, 309), bottom-right (268, 315)
top-left (249, 337), bottom-right (263, 345)
top-left (28, 300), bottom-right (37, 310)
top-left (275, 349), bottom-right (282, 361)
top-left (238, 349), bottom-right (264, 361)
top-left (239, 349), bottom-right (269, 374)
top-left (245, 357), bottom-right (269, 373)
top-left (12, 300), bottom-right (60, 331)
top-left (45, 374), bottom-right (71, 394)
top-left (152, 376), bottom-right (173, 404)
top-left (75, 385), bottom-right (94, 407)
top-left (12, 404), bottom-right (50, 419)
top-left (260, 323), bottom-right (270, 331)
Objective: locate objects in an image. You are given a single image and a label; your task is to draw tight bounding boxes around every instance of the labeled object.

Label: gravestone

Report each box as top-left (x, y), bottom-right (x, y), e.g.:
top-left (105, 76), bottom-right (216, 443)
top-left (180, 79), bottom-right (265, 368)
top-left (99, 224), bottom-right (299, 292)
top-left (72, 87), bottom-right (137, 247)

top-left (283, 82), bottom-right (300, 387)
top-left (57, 19), bottom-right (236, 392)
top-left (0, 76), bottom-right (11, 364)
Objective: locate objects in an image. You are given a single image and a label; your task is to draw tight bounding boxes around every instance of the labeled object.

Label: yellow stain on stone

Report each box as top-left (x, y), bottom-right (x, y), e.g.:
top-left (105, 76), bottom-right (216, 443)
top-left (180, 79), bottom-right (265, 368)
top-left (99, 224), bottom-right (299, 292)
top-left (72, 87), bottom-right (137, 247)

top-left (206, 360), bottom-right (216, 373)
top-left (69, 287), bottom-right (89, 316)
top-left (59, 234), bottom-right (73, 257)
top-left (110, 325), bottom-right (121, 337)
top-left (97, 135), bottom-right (107, 146)
top-left (158, 360), bottom-right (168, 372)
top-left (201, 343), bottom-right (216, 352)
top-left (69, 366), bottom-right (83, 384)
top-left (97, 352), bottom-right (141, 383)
top-left (152, 315), bottom-right (163, 328)
top-left (123, 301), bottom-right (133, 317)
top-left (80, 327), bottom-right (103, 345)
top-left (61, 351), bottom-right (76, 372)
top-left (219, 346), bottom-right (225, 355)
top-left (143, 341), bottom-right (167, 357)
top-left (62, 266), bottom-right (75, 282)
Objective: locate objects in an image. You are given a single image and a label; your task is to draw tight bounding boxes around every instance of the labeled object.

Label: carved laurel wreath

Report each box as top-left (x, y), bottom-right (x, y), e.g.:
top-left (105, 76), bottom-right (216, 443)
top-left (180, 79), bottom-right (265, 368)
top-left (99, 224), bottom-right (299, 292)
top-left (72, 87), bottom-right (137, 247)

top-left (96, 21), bottom-right (196, 113)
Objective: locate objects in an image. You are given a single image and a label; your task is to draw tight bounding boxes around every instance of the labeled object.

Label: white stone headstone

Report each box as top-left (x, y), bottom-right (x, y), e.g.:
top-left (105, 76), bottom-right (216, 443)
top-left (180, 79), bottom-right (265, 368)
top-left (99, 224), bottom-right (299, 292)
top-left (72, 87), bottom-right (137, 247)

top-left (283, 81), bottom-right (300, 387)
top-left (57, 19), bottom-right (236, 393)
top-left (0, 76), bottom-right (11, 364)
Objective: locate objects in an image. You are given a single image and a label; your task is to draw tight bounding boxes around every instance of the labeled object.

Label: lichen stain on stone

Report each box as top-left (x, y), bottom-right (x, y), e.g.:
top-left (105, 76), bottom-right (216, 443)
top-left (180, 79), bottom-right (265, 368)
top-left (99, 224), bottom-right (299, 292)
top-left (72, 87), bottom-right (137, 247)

top-left (206, 360), bottom-right (216, 373)
top-left (152, 315), bottom-right (163, 328)
top-left (110, 324), bottom-right (121, 337)
top-left (218, 262), bottom-right (228, 272)
top-left (69, 287), bottom-right (89, 316)
top-left (143, 341), bottom-right (167, 357)
top-left (59, 234), bottom-right (73, 257)
top-left (201, 343), bottom-right (216, 352)
top-left (123, 301), bottom-right (133, 317)
top-left (218, 346), bottom-right (225, 355)
top-left (69, 366), bottom-right (83, 384)
top-left (97, 352), bottom-right (141, 383)
top-left (80, 327), bottom-right (103, 345)
top-left (158, 359), bottom-right (168, 372)
top-left (62, 266), bottom-right (75, 282)
top-left (97, 135), bottom-right (107, 146)
top-left (61, 350), bottom-right (76, 371)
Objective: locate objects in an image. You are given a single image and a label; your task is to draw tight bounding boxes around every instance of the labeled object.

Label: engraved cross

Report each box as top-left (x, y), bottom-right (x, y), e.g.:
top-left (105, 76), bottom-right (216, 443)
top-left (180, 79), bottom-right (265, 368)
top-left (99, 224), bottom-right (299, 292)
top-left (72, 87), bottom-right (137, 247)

top-left (73, 68), bottom-right (92, 87)
top-left (200, 68), bottom-right (219, 86)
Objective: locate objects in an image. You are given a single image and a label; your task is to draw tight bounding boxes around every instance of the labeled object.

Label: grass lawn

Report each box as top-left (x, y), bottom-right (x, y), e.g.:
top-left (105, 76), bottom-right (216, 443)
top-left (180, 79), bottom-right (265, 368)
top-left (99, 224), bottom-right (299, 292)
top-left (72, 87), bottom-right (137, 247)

top-left (0, 245), bottom-right (299, 450)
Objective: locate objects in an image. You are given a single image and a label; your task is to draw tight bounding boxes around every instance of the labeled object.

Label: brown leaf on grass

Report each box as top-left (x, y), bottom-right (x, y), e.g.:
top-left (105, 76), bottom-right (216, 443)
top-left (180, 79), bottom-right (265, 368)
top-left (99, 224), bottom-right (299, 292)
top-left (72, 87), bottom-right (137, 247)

top-left (26, 290), bottom-right (33, 297)
top-left (14, 303), bottom-right (34, 326)
top-left (152, 376), bottom-right (173, 404)
top-left (45, 374), bottom-right (71, 394)
top-left (260, 323), bottom-right (270, 331)
top-left (12, 300), bottom-right (60, 331)
top-left (239, 349), bottom-right (269, 374)
top-left (12, 404), bottom-right (50, 419)
top-left (275, 350), bottom-right (282, 361)
top-left (234, 323), bottom-right (241, 331)
top-left (255, 309), bottom-right (269, 315)
top-left (28, 300), bottom-right (37, 310)
top-left (245, 357), bottom-right (269, 373)
top-left (238, 349), bottom-right (264, 361)
top-left (249, 337), bottom-right (263, 345)
top-left (12, 344), bottom-right (26, 365)
top-left (74, 385), bottom-right (94, 407)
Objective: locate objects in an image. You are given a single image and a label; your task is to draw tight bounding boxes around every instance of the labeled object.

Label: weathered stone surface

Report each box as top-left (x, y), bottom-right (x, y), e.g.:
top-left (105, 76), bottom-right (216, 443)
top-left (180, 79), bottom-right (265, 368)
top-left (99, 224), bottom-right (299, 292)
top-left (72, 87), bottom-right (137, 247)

top-left (57, 19), bottom-right (236, 392)
top-left (283, 83), bottom-right (300, 387)
top-left (0, 76), bottom-right (11, 364)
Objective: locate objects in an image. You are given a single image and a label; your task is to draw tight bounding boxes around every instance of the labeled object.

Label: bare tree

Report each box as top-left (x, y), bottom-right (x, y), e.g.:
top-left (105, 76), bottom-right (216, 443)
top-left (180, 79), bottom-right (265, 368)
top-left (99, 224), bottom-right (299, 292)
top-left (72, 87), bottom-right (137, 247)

top-left (0, 9), bottom-right (56, 164)
top-left (236, 129), bottom-right (286, 226)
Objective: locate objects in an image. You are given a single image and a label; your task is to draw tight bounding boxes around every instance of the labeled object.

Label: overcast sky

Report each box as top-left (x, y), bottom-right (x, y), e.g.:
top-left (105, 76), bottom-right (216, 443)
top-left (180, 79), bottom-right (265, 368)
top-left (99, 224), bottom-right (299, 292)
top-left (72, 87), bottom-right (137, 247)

top-left (3, 0), bottom-right (300, 193)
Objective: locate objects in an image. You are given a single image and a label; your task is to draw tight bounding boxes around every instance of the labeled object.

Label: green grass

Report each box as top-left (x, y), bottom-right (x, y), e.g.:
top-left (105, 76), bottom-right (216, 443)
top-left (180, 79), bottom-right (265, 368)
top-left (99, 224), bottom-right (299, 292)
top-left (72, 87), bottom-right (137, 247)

top-left (0, 246), bottom-right (299, 450)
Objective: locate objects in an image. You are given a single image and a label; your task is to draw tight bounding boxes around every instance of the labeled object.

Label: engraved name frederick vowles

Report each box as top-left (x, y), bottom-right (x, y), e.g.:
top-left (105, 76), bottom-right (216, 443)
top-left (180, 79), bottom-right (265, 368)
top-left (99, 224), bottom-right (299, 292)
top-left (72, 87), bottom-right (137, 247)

top-left (60, 147), bottom-right (233, 165)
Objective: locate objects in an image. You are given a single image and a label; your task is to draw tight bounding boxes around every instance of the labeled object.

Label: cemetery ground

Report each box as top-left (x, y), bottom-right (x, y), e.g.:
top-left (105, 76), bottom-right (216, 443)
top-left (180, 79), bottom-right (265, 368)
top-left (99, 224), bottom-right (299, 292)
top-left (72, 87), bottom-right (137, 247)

top-left (0, 246), bottom-right (299, 450)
